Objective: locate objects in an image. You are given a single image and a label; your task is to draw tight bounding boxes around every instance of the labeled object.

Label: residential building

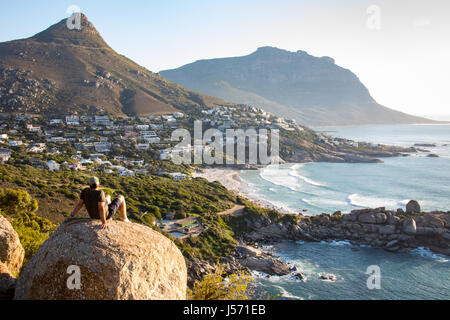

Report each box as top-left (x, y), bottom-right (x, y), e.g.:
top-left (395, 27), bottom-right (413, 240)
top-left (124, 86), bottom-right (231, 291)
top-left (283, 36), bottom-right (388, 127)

top-left (66, 115), bottom-right (80, 126)
top-left (49, 119), bottom-right (63, 125)
top-left (136, 143), bottom-right (150, 150)
top-left (0, 149), bottom-right (12, 162)
top-left (8, 140), bottom-right (23, 147)
top-left (46, 160), bottom-right (60, 171)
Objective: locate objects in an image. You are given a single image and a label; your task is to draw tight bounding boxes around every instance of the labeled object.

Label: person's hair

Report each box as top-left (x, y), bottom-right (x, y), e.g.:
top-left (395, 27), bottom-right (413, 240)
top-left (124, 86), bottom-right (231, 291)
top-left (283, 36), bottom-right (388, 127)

top-left (90, 184), bottom-right (98, 189)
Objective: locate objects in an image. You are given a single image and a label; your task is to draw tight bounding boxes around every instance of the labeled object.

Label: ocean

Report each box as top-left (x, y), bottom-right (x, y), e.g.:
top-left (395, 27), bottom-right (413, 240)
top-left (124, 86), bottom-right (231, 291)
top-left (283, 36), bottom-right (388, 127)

top-left (239, 124), bottom-right (450, 300)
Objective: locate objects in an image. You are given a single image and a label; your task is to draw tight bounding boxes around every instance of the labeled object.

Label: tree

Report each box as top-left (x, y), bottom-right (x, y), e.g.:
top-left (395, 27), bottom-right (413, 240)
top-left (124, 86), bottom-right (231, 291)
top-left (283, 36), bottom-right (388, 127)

top-left (0, 188), bottom-right (38, 216)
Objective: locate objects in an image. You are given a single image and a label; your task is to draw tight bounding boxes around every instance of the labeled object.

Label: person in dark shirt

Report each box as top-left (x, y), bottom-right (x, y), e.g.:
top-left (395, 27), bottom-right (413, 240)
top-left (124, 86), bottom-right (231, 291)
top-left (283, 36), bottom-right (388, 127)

top-left (69, 176), bottom-right (130, 229)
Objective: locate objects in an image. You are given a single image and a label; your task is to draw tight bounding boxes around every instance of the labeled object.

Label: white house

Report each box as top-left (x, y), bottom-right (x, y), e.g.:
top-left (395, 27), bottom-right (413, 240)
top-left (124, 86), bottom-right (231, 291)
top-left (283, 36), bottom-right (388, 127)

top-left (47, 137), bottom-right (66, 143)
top-left (26, 124), bottom-right (41, 132)
top-left (136, 124), bottom-right (150, 131)
top-left (173, 112), bottom-right (184, 119)
top-left (66, 115), bottom-right (80, 126)
top-left (0, 134), bottom-right (7, 140)
top-left (94, 142), bottom-right (112, 152)
top-left (143, 136), bottom-right (160, 144)
top-left (120, 170), bottom-right (135, 177)
top-left (95, 115), bottom-right (112, 125)
top-left (50, 119), bottom-right (63, 125)
top-left (46, 160), bottom-right (60, 171)
top-left (169, 172), bottom-right (187, 181)
top-left (8, 141), bottom-right (23, 147)
top-left (159, 149), bottom-right (171, 160)
top-left (136, 143), bottom-right (150, 150)
top-left (0, 149), bottom-right (12, 162)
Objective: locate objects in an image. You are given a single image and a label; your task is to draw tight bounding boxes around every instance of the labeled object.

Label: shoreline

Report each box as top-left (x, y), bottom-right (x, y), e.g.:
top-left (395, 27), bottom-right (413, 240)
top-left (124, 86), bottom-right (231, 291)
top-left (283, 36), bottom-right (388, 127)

top-left (192, 167), bottom-right (294, 214)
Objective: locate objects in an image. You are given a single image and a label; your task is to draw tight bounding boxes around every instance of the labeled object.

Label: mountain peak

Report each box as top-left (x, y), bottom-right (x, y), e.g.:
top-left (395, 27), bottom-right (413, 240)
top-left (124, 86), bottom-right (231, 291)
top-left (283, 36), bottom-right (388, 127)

top-left (254, 46), bottom-right (290, 55)
top-left (31, 13), bottom-right (109, 48)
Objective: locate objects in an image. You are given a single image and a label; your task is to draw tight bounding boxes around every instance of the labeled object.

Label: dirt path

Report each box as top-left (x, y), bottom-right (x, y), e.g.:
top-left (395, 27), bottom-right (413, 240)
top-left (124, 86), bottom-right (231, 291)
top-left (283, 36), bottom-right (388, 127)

top-left (217, 205), bottom-right (245, 216)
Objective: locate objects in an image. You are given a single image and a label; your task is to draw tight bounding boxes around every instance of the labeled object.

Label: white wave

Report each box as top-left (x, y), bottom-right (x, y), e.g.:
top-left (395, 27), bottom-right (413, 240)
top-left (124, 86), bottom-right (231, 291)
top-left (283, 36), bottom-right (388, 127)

top-left (289, 166), bottom-right (325, 187)
top-left (320, 240), bottom-right (352, 247)
top-left (410, 247), bottom-right (449, 263)
top-left (348, 194), bottom-right (410, 209)
top-left (259, 166), bottom-right (299, 192)
top-left (302, 198), bottom-right (348, 209)
top-left (274, 285), bottom-right (304, 300)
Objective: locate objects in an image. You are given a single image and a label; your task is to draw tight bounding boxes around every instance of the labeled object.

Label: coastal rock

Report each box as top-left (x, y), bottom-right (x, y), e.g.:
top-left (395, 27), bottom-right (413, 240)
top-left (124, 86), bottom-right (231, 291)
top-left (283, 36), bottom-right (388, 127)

top-left (406, 200), bottom-right (421, 214)
top-left (384, 246), bottom-right (400, 252)
top-left (343, 213), bottom-right (357, 222)
top-left (378, 225), bottom-right (396, 235)
top-left (320, 274), bottom-right (337, 282)
top-left (292, 272), bottom-right (306, 281)
top-left (424, 215), bottom-right (445, 228)
top-left (235, 245), bottom-right (290, 276)
top-left (403, 218), bottom-right (417, 235)
top-left (0, 261), bottom-right (16, 299)
top-left (385, 240), bottom-right (399, 248)
top-left (387, 215), bottom-right (400, 225)
top-left (358, 212), bottom-right (387, 224)
top-left (0, 215), bottom-right (25, 275)
top-left (14, 219), bottom-right (187, 300)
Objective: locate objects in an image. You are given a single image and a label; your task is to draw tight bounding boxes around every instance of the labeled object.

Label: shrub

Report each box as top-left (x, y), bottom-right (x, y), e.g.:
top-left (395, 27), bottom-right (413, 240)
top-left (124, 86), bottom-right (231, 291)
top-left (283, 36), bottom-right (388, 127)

top-left (0, 188), bottom-right (38, 216)
top-left (188, 263), bottom-right (254, 300)
top-left (11, 212), bottom-right (56, 265)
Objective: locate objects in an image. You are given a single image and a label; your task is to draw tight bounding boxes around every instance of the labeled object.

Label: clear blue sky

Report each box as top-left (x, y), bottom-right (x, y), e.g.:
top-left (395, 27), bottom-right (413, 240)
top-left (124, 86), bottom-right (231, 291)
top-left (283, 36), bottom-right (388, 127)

top-left (1, 0), bottom-right (449, 117)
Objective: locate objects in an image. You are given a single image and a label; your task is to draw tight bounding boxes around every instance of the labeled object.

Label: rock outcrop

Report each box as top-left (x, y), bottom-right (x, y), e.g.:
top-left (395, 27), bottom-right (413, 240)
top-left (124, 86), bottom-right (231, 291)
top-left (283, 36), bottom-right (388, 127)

top-left (0, 215), bottom-right (25, 275)
top-left (14, 219), bottom-right (187, 300)
top-left (235, 245), bottom-right (290, 276)
top-left (233, 203), bottom-right (450, 256)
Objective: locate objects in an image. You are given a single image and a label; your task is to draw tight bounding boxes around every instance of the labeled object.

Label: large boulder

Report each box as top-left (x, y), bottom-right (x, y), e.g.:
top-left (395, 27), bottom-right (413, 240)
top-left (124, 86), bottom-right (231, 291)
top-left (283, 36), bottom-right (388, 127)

top-left (0, 215), bottom-right (25, 275)
top-left (14, 219), bottom-right (187, 300)
top-left (406, 200), bottom-right (421, 214)
top-left (403, 218), bottom-right (417, 235)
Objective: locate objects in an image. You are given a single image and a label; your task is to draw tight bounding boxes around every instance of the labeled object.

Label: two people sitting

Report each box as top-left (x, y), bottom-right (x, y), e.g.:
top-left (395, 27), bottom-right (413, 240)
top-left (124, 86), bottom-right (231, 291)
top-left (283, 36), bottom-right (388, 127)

top-left (69, 176), bottom-right (130, 229)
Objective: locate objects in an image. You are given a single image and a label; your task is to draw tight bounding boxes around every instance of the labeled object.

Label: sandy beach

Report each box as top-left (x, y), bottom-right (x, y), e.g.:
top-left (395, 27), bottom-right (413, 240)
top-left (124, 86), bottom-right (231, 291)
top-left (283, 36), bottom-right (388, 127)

top-left (192, 167), bottom-right (294, 214)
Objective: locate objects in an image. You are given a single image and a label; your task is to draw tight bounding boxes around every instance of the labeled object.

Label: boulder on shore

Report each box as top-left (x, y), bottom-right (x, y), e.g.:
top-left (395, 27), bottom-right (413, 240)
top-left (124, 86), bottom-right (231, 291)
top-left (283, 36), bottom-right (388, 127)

top-left (406, 200), bottom-right (421, 214)
top-left (235, 245), bottom-right (290, 276)
top-left (14, 219), bottom-right (187, 300)
top-left (0, 215), bottom-right (25, 275)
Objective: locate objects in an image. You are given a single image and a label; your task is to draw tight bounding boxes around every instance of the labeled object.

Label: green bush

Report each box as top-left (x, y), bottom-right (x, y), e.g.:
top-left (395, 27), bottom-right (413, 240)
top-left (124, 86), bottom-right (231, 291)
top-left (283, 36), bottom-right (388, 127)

top-left (0, 188), bottom-right (38, 216)
top-left (11, 212), bottom-right (56, 264)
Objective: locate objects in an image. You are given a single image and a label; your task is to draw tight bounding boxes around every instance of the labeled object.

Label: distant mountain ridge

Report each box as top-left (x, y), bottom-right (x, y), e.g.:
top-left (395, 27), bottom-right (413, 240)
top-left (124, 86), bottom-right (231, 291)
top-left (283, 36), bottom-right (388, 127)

top-left (160, 46), bottom-right (435, 126)
top-left (0, 14), bottom-right (232, 116)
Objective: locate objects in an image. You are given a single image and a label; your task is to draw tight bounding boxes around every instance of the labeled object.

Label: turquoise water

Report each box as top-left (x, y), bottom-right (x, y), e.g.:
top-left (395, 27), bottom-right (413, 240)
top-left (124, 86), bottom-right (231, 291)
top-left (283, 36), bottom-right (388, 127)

top-left (240, 124), bottom-right (450, 300)
top-left (240, 125), bottom-right (450, 215)
top-left (253, 241), bottom-right (449, 300)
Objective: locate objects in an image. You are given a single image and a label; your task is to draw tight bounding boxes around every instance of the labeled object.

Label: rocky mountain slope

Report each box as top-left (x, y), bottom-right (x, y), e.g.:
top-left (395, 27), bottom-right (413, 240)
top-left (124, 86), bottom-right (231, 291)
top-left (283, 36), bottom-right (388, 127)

top-left (161, 47), bottom-right (436, 126)
top-left (0, 14), bottom-right (232, 117)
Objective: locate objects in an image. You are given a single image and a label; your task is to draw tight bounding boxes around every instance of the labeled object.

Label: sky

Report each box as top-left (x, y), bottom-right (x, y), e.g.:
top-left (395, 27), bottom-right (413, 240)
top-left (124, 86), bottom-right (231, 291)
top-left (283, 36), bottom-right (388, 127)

top-left (0, 0), bottom-right (449, 118)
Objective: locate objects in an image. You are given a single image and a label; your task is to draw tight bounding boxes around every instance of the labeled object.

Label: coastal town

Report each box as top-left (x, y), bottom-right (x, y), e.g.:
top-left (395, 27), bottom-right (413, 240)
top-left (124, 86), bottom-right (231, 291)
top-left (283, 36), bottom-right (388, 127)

top-left (0, 104), bottom-right (315, 176)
